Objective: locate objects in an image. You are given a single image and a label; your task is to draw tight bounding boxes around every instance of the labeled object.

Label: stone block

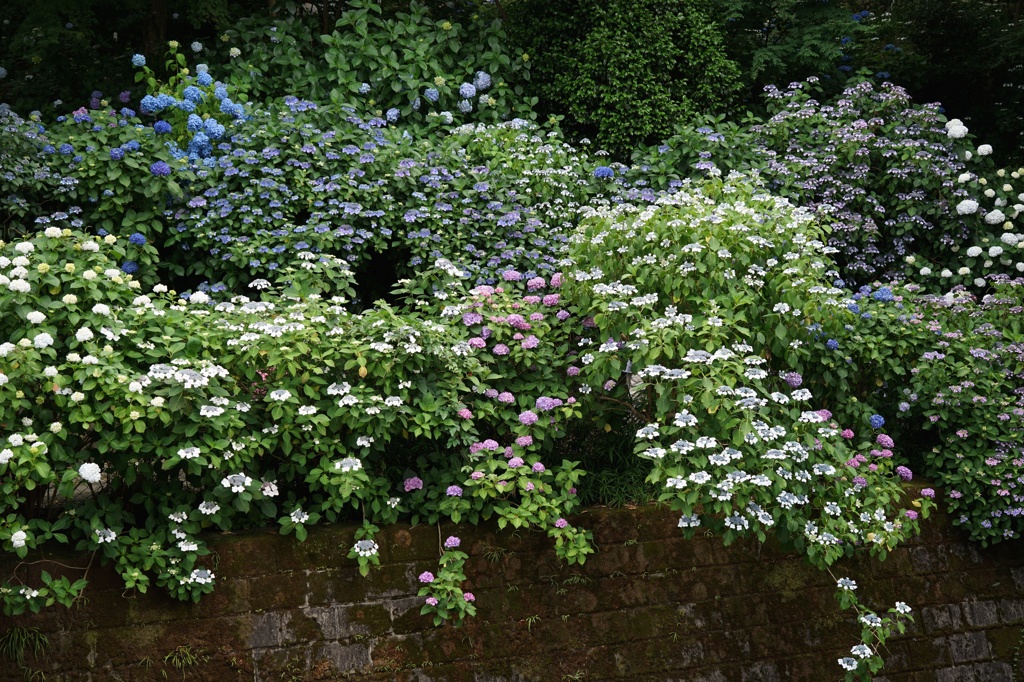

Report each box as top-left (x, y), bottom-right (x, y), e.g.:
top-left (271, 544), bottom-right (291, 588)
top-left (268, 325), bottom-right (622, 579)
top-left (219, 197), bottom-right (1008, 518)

top-left (922, 604), bottom-right (963, 634)
top-left (943, 631), bottom-right (993, 664)
top-left (960, 600), bottom-right (1000, 628)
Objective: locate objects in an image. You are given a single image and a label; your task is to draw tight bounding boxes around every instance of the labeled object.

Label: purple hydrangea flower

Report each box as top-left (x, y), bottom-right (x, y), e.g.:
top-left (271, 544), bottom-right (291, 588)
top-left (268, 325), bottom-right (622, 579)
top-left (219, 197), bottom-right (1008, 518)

top-left (404, 477), bottom-right (423, 492)
top-left (518, 410), bottom-right (538, 425)
top-left (444, 536), bottom-right (461, 549)
top-left (446, 485), bottom-right (463, 497)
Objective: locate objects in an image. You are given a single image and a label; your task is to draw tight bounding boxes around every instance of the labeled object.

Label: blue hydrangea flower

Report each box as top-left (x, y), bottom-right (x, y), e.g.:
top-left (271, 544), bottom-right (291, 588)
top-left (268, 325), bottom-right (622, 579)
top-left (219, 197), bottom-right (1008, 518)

top-left (139, 95), bottom-right (159, 113)
top-left (59, 143), bottom-right (74, 155)
top-left (110, 147), bottom-right (125, 161)
top-left (154, 120), bottom-right (172, 134)
top-left (459, 82), bottom-right (476, 99)
top-left (187, 114), bottom-right (204, 132)
top-left (183, 86), bottom-right (204, 103)
top-left (132, 54), bottom-right (146, 67)
top-left (386, 108), bottom-right (400, 122)
top-left (424, 88), bottom-right (439, 103)
top-left (826, 338), bottom-right (839, 350)
top-left (176, 99), bottom-right (196, 112)
top-left (412, 97), bottom-right (422, 110)
top-left (128, 232), bottom-right (147, 246)
top-left (42, 145), bottom-right (56, 154)
top-left (872, 287), bottom-right (894, 302)
top-left (149, 161), bottom-right (172, 176)
top-left (155, 93), bottom-right (176, 109)
top-left (473, 71), bottom-right (491, 90)
top-left (121, 261), bottom-right (139, 274)
top-left (593, 166), bottom-right (614, 179)
top-left (359, 82), bottom-right (371, 94)
top-left (457, 99), bottom-right (472, 113)
top-left (869, 414), bottom-right (885, 429)
top-left (203, 119), bottom-right (225, 139)
top-left (197, 72), bottom-right (213, 87)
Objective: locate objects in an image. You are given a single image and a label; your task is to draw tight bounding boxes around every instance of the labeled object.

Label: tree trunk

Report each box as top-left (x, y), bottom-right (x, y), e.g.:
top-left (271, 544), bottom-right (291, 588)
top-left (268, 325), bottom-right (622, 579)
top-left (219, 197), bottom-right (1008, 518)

top-left (144, 0), bottom-right (168, 60)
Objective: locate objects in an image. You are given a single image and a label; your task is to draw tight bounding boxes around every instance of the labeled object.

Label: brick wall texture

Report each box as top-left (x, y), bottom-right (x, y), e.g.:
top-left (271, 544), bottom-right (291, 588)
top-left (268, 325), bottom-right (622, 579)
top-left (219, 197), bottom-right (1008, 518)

top-left (2, 494), bottom-right (1023, 681)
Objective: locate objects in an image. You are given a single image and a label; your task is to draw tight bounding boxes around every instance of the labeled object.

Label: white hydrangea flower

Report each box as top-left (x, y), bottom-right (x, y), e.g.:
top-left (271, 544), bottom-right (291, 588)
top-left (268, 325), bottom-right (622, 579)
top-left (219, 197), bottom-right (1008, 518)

top-left (11, 530), bottom-right (27, 548)
top-left (75, 327), bottom-right (94, 342)
top-left (33, 333), bottom-right (54, 349)
top-left (26, 311), bottom-right (45, 324)
top-left (978, 144), bottom-right (993, 156)
top-left (985, 210), bottom-right (1006, 224)
top-left (78, 462), bottom-right (102, 483)
top-left (989, 246), bottom-right (1004, 257)
top-left (956, 199), bottom-right (979, 215)
top-left (966, 246), bottom-right (983, 257)
top-left (221, 473), bottom-right (252, 493)
top-left (946, 125), bottom-right (968, 139)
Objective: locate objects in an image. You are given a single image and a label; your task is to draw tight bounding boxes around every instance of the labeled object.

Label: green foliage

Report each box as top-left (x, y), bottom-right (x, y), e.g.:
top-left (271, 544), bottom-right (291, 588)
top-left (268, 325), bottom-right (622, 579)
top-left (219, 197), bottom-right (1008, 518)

top-left (213, 0), bottom-right (534, 133)
top-left (506, 0), bottom-right (742, 157)
top-left (869, 0), bottom-right (1024, 160)
top-left (833, 576), bottom-right (915, 680)
top-left (712, 0), bottom-right (867, 97)
top-left (0, 626), bottom-right (49, 668)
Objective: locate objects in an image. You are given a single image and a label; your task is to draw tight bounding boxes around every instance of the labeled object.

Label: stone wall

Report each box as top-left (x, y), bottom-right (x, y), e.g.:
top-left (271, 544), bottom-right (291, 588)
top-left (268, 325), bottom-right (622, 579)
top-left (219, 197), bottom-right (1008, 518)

top-left (2, 492), bottom-right (1023, 681)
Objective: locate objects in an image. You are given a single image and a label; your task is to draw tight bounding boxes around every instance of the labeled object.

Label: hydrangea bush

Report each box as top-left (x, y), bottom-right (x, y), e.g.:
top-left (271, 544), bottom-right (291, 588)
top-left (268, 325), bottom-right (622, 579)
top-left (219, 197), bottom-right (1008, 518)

top-left (2, 25), bottom-right (1011, 681)
top-left (822, 280), bottom-right (1024, 545)
top-left (566, 175), bottom-right (932, 566)
top-left (631, 78), bottom-right (981, 285)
